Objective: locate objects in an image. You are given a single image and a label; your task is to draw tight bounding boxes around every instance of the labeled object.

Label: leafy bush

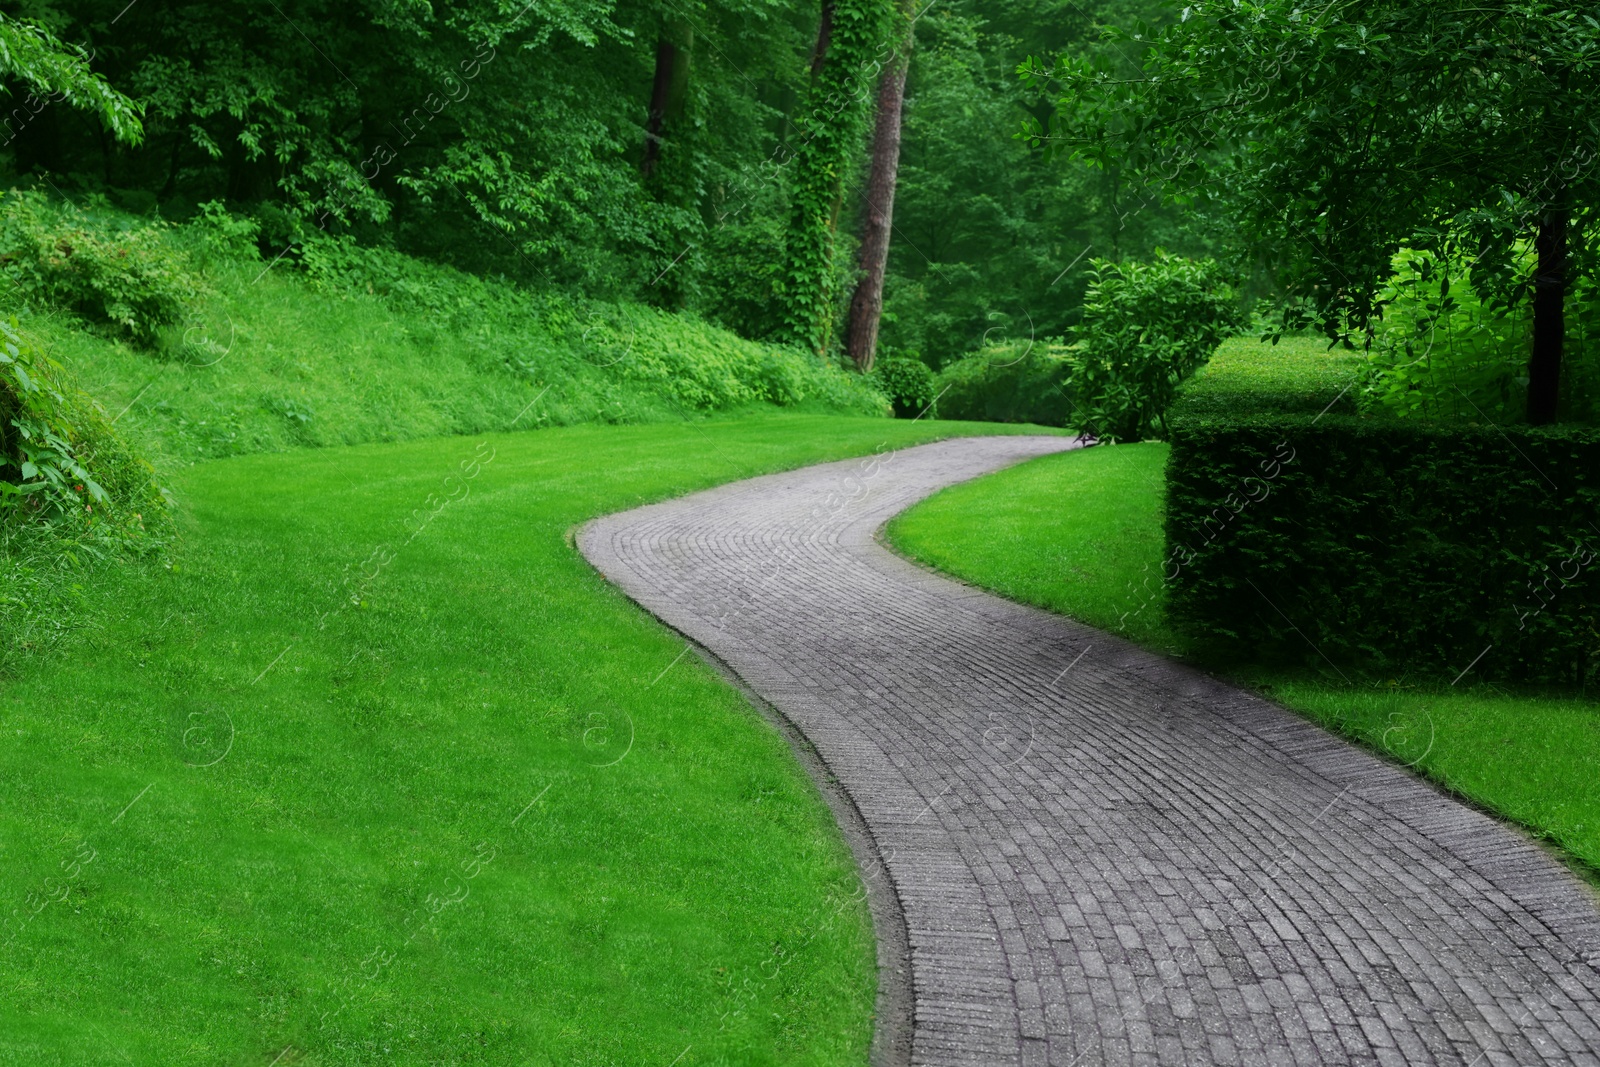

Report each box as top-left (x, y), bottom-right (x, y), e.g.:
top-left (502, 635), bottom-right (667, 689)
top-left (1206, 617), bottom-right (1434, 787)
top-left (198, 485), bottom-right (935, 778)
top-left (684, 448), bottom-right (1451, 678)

top-left (185, 200), bottom-right (262, 270)
top-left (1166, 414), bottom-right (1600, 684)
top-left (1071, 255), bottom-right (1245, 440)
top-left (0, 190), bottom-right (199, 345)
top-left (1360, 245), bottom-right (1600, 424)
top-left (934, 343), bottom-right (1076, 426)
top-left (871, 355), bottom-right (936, 418)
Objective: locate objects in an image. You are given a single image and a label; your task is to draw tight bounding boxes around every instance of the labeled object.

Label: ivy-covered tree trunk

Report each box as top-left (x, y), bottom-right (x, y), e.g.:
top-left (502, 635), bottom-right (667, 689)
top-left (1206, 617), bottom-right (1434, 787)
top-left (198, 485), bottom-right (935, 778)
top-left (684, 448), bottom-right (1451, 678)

top-left (1529, 200), bottom-right (1566, 425)
top-left (779, 0), bottom-right (895, 355)
top-left (843, 4), bottom-right (913, 372)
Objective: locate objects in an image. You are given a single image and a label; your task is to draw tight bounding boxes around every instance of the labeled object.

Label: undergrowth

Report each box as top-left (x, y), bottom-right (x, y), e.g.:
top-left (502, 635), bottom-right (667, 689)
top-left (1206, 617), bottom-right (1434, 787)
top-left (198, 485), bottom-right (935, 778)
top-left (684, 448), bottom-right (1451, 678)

top-left (0, 316), bottom-right (167, 668)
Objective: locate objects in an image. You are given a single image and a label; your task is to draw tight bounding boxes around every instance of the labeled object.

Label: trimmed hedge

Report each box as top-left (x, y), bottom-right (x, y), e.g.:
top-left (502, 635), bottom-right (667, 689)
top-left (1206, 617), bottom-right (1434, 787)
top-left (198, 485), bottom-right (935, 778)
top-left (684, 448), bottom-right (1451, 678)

top-left (934, 344), bottom-right (1075, 426)
top-left (1165, 414), bottom-right (1600, 684)
top-left (1174, 335), bottom-right (1362, 420)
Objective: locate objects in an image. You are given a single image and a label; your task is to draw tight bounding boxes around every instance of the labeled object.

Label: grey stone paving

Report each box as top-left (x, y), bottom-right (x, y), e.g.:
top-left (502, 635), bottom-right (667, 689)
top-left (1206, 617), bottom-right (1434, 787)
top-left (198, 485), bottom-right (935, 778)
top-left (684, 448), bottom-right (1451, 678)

top-left (579, 434), bottom-right (1600, 1067)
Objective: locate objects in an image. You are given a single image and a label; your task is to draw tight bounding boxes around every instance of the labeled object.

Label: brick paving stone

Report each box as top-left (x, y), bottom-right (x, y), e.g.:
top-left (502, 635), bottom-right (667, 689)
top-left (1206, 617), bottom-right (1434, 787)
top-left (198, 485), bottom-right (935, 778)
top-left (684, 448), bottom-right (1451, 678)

top-left (579, 435), bottom-right (1600, 1066)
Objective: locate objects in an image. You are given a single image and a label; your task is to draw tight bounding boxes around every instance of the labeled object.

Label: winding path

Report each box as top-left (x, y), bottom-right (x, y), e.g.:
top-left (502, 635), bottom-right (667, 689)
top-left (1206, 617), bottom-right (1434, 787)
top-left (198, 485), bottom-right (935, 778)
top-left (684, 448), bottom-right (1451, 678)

top-left (579, 434), bottom-right (1600, 1067)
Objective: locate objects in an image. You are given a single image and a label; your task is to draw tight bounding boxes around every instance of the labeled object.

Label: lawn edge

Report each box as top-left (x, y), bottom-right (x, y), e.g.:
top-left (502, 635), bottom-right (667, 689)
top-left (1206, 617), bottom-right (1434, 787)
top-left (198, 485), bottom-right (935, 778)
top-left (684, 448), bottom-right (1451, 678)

top-left (574, 519), bottom-right (914, 1067)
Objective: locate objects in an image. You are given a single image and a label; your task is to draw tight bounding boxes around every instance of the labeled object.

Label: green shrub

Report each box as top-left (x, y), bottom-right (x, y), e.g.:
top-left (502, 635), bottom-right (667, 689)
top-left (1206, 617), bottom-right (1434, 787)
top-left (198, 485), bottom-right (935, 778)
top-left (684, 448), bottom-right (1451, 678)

top-left (1165, 414), bottom-right (1600, 684)
top-left (184, 200), bottom-right (262, 270)
top-left (0, 190), bottom-right (199, 345)
top-left (1072, 254), bottom-right (1246, 441)
top-left (934, 343), bottom-right (1076, 426)
top-left (871, 355), bottom-right (936, 418)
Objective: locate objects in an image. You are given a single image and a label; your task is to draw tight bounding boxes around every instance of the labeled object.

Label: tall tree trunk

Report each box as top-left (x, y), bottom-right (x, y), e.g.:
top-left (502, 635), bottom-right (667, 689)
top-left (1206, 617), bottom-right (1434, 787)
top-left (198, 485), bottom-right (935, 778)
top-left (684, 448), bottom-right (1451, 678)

top-left (1529, 198), bottom-right (1567, 425)
top-left (780, 0), bottom-right (891, 354)
top-left (843, 16), bottom-right (913, 372)
top-left (809, 2), bottom-right (835, 77)
top-left (642, 26), bottom-right (692, 179)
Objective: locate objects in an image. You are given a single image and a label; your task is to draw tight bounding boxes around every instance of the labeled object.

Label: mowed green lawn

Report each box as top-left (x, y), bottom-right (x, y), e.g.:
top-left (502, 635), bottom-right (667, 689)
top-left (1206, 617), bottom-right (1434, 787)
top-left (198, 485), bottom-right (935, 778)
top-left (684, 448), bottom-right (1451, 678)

top-left (0, 414), bottom-right (1054, 1067)
top-left (889, 443), bottom-right (1600, 876)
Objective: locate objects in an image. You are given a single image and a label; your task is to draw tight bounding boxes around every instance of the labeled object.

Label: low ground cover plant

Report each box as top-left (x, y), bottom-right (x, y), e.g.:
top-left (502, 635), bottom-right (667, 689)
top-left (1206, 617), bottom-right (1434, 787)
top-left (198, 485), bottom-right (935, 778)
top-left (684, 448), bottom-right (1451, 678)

top-left (0, 195), bottom-right (889, 473)
top-left (0, 316), bottom-right (166, 666)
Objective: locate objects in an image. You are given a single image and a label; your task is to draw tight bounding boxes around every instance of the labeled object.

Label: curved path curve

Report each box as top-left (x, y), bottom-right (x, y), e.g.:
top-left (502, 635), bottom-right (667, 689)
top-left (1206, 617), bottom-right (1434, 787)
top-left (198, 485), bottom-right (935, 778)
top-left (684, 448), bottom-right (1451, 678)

top-left (580, 435), bottom-right (1600, 1067)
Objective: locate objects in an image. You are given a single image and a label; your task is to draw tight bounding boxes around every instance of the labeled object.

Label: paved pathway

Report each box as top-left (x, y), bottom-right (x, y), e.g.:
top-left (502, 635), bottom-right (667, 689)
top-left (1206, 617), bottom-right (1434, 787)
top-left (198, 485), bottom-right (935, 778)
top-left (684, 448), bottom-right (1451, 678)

top-left (580, 435), bottom-right (1600, 1067)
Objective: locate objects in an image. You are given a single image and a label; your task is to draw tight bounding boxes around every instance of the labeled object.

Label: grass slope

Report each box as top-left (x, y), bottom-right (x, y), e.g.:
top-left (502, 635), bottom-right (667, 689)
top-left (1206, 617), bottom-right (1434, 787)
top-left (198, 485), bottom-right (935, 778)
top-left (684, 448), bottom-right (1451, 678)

top-left (1, 212), bottom-right (886, 665)
top-left (20, 259), bottom-right (882, 473)
top-left (888, 440), bottom-right (1600, 876)
top-left (0, 414), bottom-right (1056, 1066)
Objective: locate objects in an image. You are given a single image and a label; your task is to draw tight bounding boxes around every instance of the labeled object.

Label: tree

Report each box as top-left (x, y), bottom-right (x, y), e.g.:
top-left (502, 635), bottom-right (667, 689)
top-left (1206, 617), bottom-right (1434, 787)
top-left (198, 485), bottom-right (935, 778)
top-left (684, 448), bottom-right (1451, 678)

top-left (1029, 0), bottom-right (1600, 423)
top-left (876, 0), bottom-right (1195, 366)
top-left (642, 23), bottom-right (692, 180)
top-left (842, 0), bottom-right (915, 371)
top-left (778, 0), bottom-right (895, 354)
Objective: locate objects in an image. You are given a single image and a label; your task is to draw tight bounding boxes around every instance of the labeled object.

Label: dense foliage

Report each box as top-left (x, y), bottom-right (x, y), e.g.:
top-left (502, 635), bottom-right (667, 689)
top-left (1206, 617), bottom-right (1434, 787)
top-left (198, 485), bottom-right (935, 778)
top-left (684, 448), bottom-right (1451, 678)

top-left (2, 0), bottom-right (815, 297)
top-left (1033, 0), bottom-right (1600, 341)
top-left (882, 0), bottom-right (1206, 363)
top-left (0, 189), bottom-right (197, 343)
top-left (0, 0), bottom-right (1205, 369)
top-left (1361, 247), bottom-right (1600, 424)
